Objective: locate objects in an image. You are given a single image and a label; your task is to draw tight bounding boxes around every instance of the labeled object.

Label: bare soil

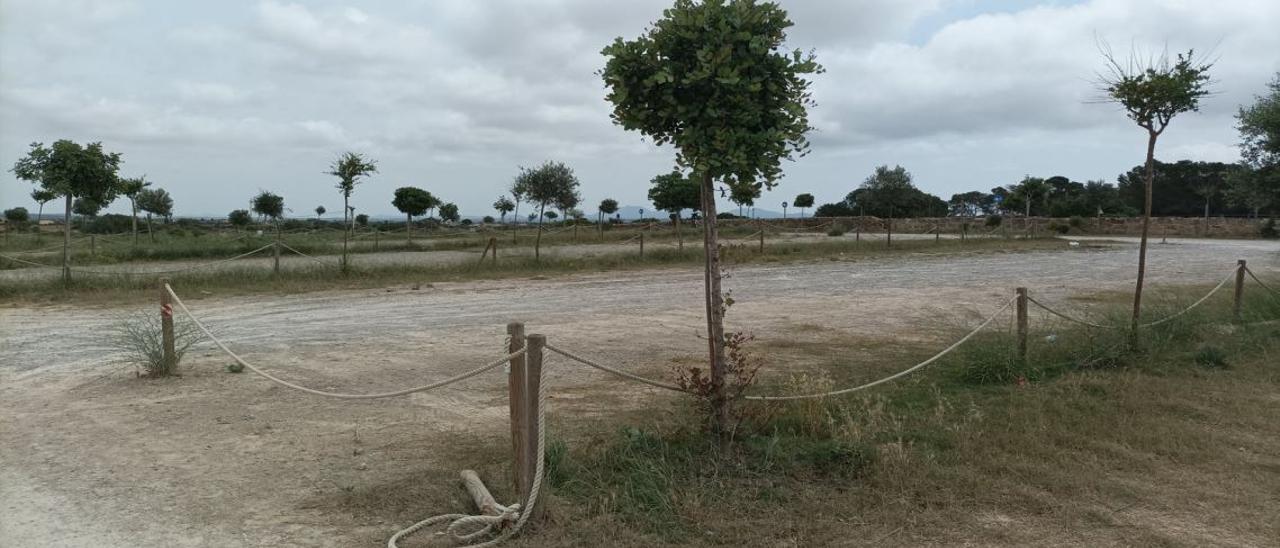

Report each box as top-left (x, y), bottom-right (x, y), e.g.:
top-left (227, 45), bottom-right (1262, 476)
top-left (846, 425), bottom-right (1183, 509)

top-left (1, 236), bottom-right (1277, 546)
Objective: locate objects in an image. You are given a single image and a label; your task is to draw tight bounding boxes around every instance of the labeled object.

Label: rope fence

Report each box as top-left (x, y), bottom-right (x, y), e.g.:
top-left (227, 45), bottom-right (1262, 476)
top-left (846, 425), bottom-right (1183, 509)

top-left (148, 258), bottom-right (1274, 548)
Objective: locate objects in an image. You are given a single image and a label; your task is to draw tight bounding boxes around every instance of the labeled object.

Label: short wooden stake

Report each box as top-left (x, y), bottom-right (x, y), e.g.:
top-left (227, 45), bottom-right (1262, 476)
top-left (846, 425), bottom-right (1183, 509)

top-left (272, 240), bottom-right (281, 274)
top-left (1233, 259), bottom-right (1246, 322)
top-left (374, 230), bottom-right (380, 252)
top-left (639, 232), bottom-right (644, 259)
top-left (460, 470), bottom-right (504, 517)
top-left (1016, 287), bottom-right (1029, 363)
top-left (758, 229), bottom-right (764, 253)
top-left (523, 334), bottom-right (546, 522)
top-left (489, 237), bottom-right (498, 265)
top-left (91, 235), bottom-right (96, 257)
top-left (935, 227), bottom-right (940, 243)
top-left (507, 322), bottom-right (528, 497)
top-left (160, 278), bottom-right (176, 372)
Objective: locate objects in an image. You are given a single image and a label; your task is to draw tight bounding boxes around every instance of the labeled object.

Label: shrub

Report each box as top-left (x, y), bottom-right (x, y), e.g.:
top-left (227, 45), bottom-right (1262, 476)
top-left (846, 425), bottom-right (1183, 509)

top-left (1047, 221), bottom-right (1070, 235)
top-left (826, 226), bottom-right (846, 237)
top-left (1068, 215), bottom-right (1086, 229)
top-left (482, 215), bottom-right (495, 224)
top-left (1261, 218), bottom-right (1278, 239)
top-left (985, 215), bottom-right (1003, 227)
top-left (109, 310), bottom-right (200, 377)
top-left (717, 212), bottom-right (739, 219)
top-left (460, 218), bottom-right (473, 226)
top-left (226, 362), bottom-right (245, 374)
top-left (1193, 344), bottom-right (1228, 369)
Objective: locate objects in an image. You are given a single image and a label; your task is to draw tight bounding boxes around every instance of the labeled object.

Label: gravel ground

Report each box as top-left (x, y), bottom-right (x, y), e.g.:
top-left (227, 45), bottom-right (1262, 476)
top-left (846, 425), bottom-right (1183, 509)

top-left (0, 236), bottom-right (1276, 547)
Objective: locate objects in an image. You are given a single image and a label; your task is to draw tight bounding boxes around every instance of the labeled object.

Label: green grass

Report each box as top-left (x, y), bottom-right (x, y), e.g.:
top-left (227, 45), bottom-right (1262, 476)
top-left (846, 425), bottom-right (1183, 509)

top-left (519, 284), bottom-right (1280, 545)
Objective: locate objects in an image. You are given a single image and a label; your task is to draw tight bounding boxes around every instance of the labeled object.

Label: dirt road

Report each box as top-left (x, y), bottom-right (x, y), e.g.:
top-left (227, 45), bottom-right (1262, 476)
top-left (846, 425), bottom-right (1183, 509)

top-left (1, 237), bottom-right (1276, 547)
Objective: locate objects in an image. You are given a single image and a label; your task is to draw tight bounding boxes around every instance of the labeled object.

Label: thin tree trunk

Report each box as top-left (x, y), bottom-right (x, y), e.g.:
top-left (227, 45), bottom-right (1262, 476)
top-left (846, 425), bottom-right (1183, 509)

top-left (35, 202), bottom-right (44, 244)
top-left (1130, 129), bottom-right (1159, 345)
top-left (676, 214), bottom-right (683, 252)
top-left (61, 195), bottom-right (72, 284)
top-left (406, 213), bottom-right (412, 244)
top-left (535, 204), bottom-right (545, 261)
top-left (698, 171), bottom-right (729, 442)
top-left (131, 199), bottom-right (138, 246)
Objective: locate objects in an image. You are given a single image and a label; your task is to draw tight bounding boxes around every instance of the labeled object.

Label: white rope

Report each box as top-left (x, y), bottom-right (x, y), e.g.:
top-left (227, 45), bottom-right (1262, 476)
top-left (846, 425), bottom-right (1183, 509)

top-left (1026, 296), bottom-right (1117, 329)
top-left (3, 244), bottom-right (275, 275)
top-left (277, 242), bottom-right (339, 268)
top-left (1246, 267), bottom-right (1279, 296)
top-left (544, 343), bottom-right (687, 392)
top-left (165, 284), bottom-right (522, 399)
top-left (745, 297), bottom-right (1015, 401)
top-left (389, 347), bottom-right (549, 548)
top-left (1025, 267), bottom-right (1238, 330)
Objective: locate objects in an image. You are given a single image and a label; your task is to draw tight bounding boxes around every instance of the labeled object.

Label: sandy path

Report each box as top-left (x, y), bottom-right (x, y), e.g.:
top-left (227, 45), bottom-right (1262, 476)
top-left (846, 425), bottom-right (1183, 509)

top-left (0, 237), bottom-right (1276, 547)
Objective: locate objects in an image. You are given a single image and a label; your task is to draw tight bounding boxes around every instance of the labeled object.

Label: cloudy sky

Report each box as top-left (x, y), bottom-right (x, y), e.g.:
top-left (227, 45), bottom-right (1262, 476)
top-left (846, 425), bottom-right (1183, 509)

top-left (2, 0), bottom-right (1277, 218)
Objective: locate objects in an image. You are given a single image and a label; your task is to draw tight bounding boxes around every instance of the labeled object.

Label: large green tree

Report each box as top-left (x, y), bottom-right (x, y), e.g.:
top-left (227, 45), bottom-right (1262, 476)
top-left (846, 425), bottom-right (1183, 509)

top-left (119, 176), bottom-right (150, 245)
top-left (392, 186), bottom-right (434, 243)
top-left (601, 0), bottom-right (820, 437)
top-left (438, 202), bottom-right (460, 223)
top-left (493, 195), bottom-right (515, 224)
top-left (251, 191), bottom-right (285, 234)
top-left (513, 161), bottom-right (580, 261)
top-left (3, 207), bottom-right (28, 243)
top-left (11, 140), bottom-right (122, 283)
top-left (1099, 47), bottom-right (1212, 342)
top-left (1237, 73), bottom-right (1280, 170)
top-left (648, 171), bottom-right (701, 251)
top-left (29, 188), bottom-right (57, 243)
top-left (793, 193), bottom-right (814, 218)
top-left (850, 165), bottom-right (926, 247)
top-left (228, 209), bottom-right (252, 233)
top-left (136, 188), bottom-right (174, 242)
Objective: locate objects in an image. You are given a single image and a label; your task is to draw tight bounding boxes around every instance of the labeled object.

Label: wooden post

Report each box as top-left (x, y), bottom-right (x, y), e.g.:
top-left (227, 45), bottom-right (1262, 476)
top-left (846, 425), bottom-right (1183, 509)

top-left (855, 217), bottom-right (861, 243)
top-left (523, 334), bottom-right (546, 522)
top-left (935, 226), bottom-right (940, 243)
top-left (506, 322), bottom-right (528, 497)
top-left (272, 240), bottom-right (281, 274)
top-left (758, 228), bottom-right (764, 253)
top-left (1016, 287), bottom-right (1029, 363)
top-left (490, 237), bottom-right (498, 266)
top-left (1233, 259), bottom-right (1246, 322)
top-left (91, 235), bottom-right (96, 257)
top-left (374, 230), bottom-right (379, 252)
top-left (160, 278), bottom-right (176, 373)
top-left (639, 232), bottom-right (644, 259)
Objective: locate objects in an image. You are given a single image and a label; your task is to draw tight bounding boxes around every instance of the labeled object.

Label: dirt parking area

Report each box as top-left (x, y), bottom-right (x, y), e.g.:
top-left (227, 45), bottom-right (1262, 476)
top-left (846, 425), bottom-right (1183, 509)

top-left (1, 237), bottom-right (1277, 547)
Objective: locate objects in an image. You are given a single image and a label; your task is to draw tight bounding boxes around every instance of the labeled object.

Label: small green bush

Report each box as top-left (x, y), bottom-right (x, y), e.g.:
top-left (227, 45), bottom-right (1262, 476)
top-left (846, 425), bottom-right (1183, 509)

top-left (1047, 221), bottom-right (1070, 235)
top-left (1193, 344), bottom-right (1228, 369)
top-left (108, 310), bottom-right (200, 377)
top-left (826, 226), bottom-right (846, 237)
top-left (1260, 218), bottom-right (1278, 239)
top-left (985, 215), bottom-right (1003, 227)
top-left (226, 362), bottom-right (245, 374)
top-left (1069, 216), bottom-right (1086, 229)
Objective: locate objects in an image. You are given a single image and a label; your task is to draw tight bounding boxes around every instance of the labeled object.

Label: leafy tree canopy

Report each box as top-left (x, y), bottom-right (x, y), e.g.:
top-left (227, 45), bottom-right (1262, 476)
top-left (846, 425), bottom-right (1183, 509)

top-left (392, 186), bottom-right (435, 218)
top-left (439, 202), bottom-right (460, 222)
top-left (251, 191), bottom-right (285, 220)
top-left (793, 193), bottom-right (814, 209)
top-left (137, 188), bottom-right (174, 218)
top-left (1101, 49), bottom-right (1212, 135)
top-left (493, 195), bottom-right (515, 214)
top-left (600, 0), bottom-right (821, 188)
top-left (11, 140), bottom-right (122, 203)
top-left (599, 198), bottom-right (619, 215)
top-left (327, 152), bottom-right (378, 197)
top-left (648, 171), bottom-right (701, 216)
top-left (1237, 73), bottom-right (1280, 169)
top-left (514, 161), bottom-right (580, 212)
top-left (4, 207), bottom-right (29, 223)
top-left (73, 197), bottom-right (103, 217)
top-left (228, 209), bottom-right (252, 227)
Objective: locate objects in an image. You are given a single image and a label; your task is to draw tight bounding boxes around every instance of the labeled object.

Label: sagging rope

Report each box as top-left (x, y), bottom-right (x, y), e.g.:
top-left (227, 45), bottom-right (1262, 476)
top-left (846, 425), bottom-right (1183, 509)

top-left (545, 297), bottom-right (1015, 402)
top-left (1025, 268), bottom-right (1237, 329)
top-left (276, 241), bottom-right (339, 268)
top-left (1246, 266), bottom-right (1279, 297)
top-left (166, 284), bottom-right (522, 399)
top-left (745, 296), bottom-right (1015, 401)
top-left (2, 244), bottom-right (275, 275)
top-left (169, 282), bottom-right (541, 547)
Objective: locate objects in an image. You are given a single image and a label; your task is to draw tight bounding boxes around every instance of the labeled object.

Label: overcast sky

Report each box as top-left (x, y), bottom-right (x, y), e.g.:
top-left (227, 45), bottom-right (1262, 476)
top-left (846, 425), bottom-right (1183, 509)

top-left (2, 0), bottom-right (1278, 218)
